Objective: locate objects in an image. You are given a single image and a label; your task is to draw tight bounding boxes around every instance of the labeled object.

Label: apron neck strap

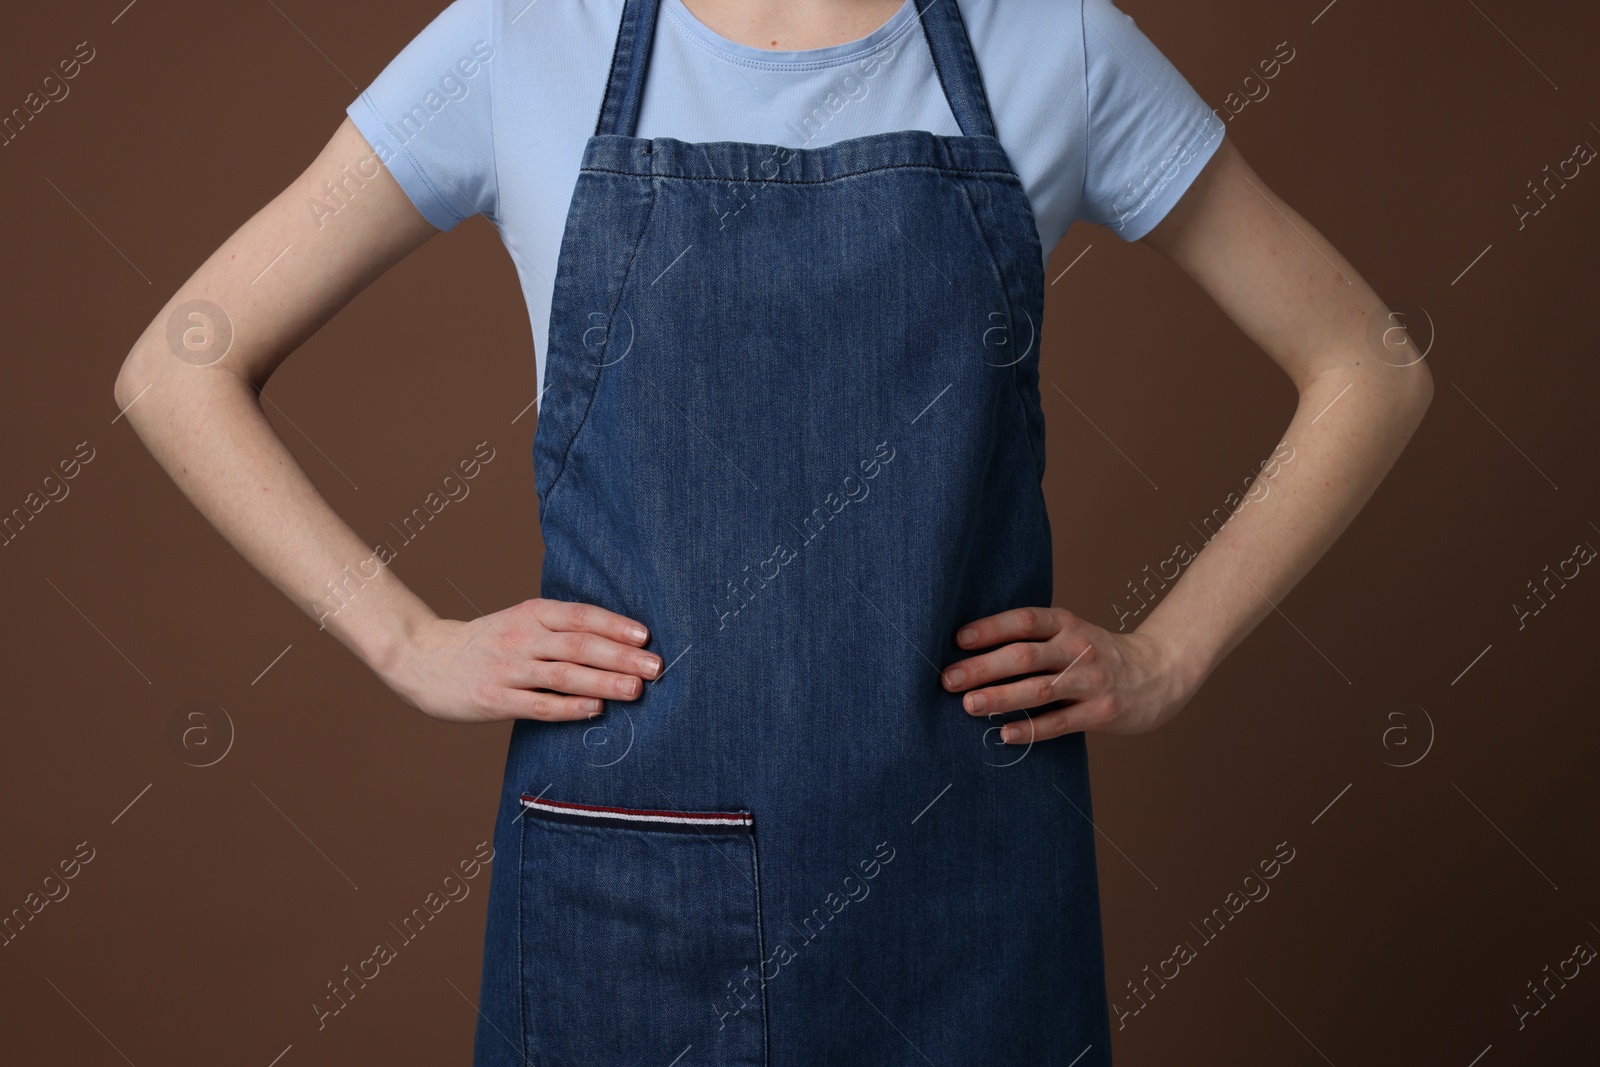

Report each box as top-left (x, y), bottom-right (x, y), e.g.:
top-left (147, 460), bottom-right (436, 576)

top-left (593, 0), bottom-right (1001, 141)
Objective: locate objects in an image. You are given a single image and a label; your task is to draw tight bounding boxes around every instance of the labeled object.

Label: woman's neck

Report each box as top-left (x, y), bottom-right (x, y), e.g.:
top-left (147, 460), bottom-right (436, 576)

top-left (678, 0), bottom-right (908, 51)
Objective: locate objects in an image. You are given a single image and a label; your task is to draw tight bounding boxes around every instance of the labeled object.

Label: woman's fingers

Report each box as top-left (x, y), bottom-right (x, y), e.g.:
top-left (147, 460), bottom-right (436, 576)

top-left (993, 700), bottom-right (1104, 744)
top-left (944, 608), bottom-right (1107, 719)
top-left (491, 687), bottom-right (605, 723)
top-left (537, 628), bottom-right (662, 680)
top-left (944, 636), bottom-right (1068, 694)
top-left (954, 606), bottom-right (1064, 650)
top-left (514, 659), bottom-right (652, 703)
top-left (529, 596), bottom-right (651, 646)
top-left (959, 662), bottom-right (1100, 716)
top-left (475, 599), bottom-right (662, 721)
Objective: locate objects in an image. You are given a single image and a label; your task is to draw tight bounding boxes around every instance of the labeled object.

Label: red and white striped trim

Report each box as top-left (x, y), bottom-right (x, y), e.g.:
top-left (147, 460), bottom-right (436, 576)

top-left (519, 794), bottom-right (753, 833)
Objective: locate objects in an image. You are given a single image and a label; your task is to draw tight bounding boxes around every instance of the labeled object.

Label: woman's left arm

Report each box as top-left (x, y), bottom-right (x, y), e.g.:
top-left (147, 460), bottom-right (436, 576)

top-left (942, 136), bottom-right (1434, 743)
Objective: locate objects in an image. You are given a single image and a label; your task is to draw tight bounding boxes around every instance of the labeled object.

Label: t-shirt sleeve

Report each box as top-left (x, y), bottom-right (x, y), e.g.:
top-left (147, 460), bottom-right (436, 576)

top-left (1075, 0), bottom-right (1225, 241)
top-left (345, 0), bottom-right (499, 231)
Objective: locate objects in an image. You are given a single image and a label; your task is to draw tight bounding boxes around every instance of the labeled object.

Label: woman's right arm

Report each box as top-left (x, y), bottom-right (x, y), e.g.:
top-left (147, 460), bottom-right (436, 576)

top-left (113, 117), bottom-right (662, 724)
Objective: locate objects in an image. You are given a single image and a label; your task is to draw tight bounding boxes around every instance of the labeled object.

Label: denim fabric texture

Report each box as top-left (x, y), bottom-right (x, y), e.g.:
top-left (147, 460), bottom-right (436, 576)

top-left (471, 1), bottom-right (1112, 1063)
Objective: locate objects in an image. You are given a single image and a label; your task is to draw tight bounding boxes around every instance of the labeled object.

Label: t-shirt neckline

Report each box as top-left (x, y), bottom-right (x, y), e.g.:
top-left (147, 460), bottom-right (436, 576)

top-left (662, 0), bottom-right (919, 70)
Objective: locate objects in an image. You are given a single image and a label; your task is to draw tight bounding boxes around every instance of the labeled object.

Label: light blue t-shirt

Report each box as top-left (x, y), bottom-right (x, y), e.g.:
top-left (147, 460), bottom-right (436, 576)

top-left (346, 0), bottom-right (1225, 404)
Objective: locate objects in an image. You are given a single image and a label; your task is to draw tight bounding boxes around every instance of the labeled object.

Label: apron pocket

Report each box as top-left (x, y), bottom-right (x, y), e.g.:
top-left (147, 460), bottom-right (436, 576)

top-left (517, 794), bottom-right (768, 1067)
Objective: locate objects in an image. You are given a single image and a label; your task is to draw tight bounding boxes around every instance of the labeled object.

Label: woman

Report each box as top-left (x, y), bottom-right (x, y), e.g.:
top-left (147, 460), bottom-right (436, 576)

top-left (114, 0), bottom-right (1433, 1062)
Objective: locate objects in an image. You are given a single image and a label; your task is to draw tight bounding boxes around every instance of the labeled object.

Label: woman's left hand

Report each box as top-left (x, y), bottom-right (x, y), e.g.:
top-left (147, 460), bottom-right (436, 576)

top-left (941, 607), bottom-right (1199, 743)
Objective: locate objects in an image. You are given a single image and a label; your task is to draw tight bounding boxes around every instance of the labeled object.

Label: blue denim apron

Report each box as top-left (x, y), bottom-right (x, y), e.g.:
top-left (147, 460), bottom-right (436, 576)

top-left (472, 1), bottom-right (1112, 1063)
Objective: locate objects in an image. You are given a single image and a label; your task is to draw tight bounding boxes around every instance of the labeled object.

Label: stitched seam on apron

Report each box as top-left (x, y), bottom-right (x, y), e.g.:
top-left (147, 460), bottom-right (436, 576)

top-left (1012, 370), bottom-right (1049, 513)
top-left (541, 172), bottom-right (662, 512)
top-left (591, 0), bottom-right (633, 138)
top-left (951, 175), bottom-right (1047, 482)
top-left (916, 0), bottom-right (965, 138)
top-left (578, 161), bottom-right (1019, 185)
top-left (940, 0), bottom-right (1001, 141)
top-left (748, 828), bottom-right (772, 1066)
top-left (515, 791), bottom-right (530, 1066)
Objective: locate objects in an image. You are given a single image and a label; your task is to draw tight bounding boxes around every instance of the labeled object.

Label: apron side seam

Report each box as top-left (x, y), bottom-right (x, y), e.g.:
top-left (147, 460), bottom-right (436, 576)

top-left (515, 795), bottom-right (530, 1066)
top-left (541, 175), bottom-right (662, 513)
top-left (748, 827), bottom-right (773, 1067)
top-left (950, 174), bottom-right (1048, 485)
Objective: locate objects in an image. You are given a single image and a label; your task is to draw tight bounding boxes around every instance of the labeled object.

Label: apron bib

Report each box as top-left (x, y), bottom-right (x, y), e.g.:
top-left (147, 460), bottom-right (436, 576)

top-left (473, 2), bottom-right (1112, 1062)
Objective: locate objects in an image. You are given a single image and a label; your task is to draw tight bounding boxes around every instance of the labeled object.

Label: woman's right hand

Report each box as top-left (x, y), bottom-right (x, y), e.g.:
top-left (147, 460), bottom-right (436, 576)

top-left (382, 598), bottom-right (664, 725)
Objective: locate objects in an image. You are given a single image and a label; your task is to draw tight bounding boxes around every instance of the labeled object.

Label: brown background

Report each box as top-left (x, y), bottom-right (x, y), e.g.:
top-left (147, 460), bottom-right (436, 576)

top-left (2, 1), bottom-right (1597, 1063)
